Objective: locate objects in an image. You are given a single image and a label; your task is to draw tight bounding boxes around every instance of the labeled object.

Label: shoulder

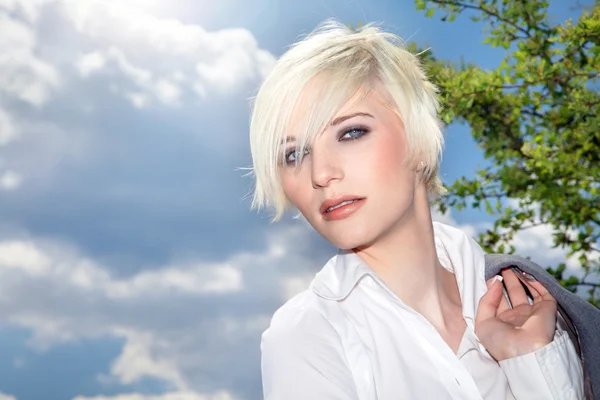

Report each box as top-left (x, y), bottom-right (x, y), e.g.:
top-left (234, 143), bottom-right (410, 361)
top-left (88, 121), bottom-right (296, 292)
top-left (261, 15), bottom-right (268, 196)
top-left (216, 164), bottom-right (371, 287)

top-left (262, 289), bottom-right (340, 348)
top-left (260, 290), bottom-right (359, 400)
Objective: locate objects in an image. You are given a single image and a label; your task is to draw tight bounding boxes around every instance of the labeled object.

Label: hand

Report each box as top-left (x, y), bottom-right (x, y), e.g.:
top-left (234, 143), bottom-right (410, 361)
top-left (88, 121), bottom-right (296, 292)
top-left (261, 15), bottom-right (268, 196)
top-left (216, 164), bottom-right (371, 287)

top-left (475, 268), bottom-right (557, 361)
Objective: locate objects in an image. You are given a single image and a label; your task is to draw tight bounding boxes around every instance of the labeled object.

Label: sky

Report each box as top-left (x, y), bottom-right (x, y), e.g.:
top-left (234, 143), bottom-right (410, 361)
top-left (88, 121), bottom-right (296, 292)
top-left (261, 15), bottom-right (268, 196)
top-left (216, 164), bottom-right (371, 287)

top-left (0, 0), bottom-right (591, 399)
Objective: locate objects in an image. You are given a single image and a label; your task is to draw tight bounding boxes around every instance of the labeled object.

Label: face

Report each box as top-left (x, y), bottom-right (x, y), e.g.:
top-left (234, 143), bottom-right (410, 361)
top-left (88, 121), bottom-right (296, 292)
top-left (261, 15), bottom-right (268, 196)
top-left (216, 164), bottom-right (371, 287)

top-left (279, 87), bottom-right (423, 250)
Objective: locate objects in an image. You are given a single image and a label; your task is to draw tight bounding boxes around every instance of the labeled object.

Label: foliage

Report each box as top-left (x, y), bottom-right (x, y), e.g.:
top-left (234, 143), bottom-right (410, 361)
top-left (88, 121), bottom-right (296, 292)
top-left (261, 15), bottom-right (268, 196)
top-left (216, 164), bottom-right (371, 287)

top-left (414, 0), bottom-right (600, 305)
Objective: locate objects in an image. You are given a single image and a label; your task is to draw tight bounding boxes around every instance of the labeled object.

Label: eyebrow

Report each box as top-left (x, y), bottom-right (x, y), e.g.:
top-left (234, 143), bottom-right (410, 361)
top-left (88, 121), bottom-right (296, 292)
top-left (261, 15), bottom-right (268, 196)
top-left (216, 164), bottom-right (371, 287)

top-left (281, 112), bottom-right (374, 144)
top-left (330, 112), bottom-right (374, 126)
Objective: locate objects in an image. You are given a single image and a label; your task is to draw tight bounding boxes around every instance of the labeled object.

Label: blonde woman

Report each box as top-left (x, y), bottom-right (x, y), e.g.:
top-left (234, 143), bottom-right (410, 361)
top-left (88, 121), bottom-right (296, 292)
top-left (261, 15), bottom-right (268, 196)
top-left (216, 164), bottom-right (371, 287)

top-left (249, 20), bottom-right (595, 399)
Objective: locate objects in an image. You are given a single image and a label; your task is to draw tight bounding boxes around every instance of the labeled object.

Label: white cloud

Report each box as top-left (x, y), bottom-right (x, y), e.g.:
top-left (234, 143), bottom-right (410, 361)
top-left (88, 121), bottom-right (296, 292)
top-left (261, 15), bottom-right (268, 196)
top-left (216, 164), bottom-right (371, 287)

top-left (0, 222), bottom-right (319, 396)
top-left (154, 79), bottom-right (181, 105)
top-left (0, 0), bottom-right (275, 142)
top-left (126, 92), bottom-right (150, 109)
top-left (509, 223), bottom-right (599, 277)
top-left (0, 1), bottom-right (282, 398)
top-left (0, 0), bottom-right (275, 189)
top-left (109, 331), bottom-right (187, 388)
top-left (195, 37), bottom-right (266, 93)
top-left (437, 198), bottom-right (598, 281)
top-left (430, 205), bottom-right (596, 276)
top-left (0, 13), bottom-right (60, 106)
top-left (0, 109), bottom-right (18, 145)
top-left (0, 170), bottom-right (22, 190)
top-left (0, 0), bottom-right (55, 24)
top-left (76, 51), bottom-right (107, 77)
top-left (509, 224), bottom-right (567, 263)
top-left (495, 199), bottom-right (596, 273)
top-left (431, 207), bottom-right (481, 239)
top-left (281, 275), bottom-right (314, 299)
top-left (55, 0), bottom-right (274, 106)
top-left (0, 240), bottom-right (51, 274)
top-left (0, 118), bottom-right (94, 193)
top-left (104, 46), bottom-right (153, 86)
top-left (0, 0), bottom-right (15, 10)
top-left (0, 239), bottom-right (243, 298)
top-left (107, 263), bottom-right (243, 299)
top-left (0, 392), bottom-right (16, 400)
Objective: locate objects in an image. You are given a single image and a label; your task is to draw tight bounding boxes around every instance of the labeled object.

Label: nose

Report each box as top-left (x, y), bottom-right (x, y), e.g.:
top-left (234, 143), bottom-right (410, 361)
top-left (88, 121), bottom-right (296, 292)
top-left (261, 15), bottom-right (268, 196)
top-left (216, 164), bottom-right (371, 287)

top-left (310, 146), bottom-right (343, 189)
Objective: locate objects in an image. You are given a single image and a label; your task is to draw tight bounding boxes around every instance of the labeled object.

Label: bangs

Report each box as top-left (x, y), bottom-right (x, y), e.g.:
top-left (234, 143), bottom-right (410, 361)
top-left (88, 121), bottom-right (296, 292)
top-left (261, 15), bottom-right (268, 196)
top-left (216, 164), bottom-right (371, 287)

top-left (277, 70), bottom-right (378, 168)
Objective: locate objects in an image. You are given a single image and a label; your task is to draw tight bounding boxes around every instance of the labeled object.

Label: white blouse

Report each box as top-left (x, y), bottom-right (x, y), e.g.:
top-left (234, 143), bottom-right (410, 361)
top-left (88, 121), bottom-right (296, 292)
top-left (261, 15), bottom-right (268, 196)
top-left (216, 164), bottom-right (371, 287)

top-left (261, 222), bottom-right (584, 399)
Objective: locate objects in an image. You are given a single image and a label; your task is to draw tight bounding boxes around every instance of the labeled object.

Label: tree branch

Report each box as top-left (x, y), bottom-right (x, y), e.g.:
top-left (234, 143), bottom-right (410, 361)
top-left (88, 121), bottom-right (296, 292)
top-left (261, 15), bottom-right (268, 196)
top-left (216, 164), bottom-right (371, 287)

top-left (429, 0), bottom-right (532, 37)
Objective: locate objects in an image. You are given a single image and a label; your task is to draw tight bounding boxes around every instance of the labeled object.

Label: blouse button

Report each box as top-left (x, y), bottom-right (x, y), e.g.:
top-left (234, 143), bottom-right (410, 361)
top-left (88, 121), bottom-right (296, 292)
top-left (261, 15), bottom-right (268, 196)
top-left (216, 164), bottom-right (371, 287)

top-left (561, 384), bottom-right (574, 397)
top-left (546, 352), bottom-right (559, 367)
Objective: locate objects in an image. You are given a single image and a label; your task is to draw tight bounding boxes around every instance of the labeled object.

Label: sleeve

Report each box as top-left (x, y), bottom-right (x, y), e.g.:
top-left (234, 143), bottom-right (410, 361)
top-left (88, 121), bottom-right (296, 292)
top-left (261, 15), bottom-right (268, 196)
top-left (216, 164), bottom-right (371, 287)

top-left (261, 305), bottom-right (360, 400)
top-left (499, 328), bottom-right (584, 400)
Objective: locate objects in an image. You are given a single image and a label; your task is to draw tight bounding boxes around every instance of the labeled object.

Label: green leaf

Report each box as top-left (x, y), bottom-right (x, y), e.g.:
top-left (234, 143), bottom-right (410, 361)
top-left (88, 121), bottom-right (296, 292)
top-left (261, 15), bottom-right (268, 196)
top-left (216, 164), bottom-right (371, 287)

top-left (416, 0), bottom-right (600, 306)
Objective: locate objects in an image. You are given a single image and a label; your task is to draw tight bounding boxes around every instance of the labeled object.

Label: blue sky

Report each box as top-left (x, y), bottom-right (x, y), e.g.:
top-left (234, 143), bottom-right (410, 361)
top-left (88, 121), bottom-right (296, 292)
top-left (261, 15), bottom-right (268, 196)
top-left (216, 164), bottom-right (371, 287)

top-left (0, 1), bottom-right (589, 399)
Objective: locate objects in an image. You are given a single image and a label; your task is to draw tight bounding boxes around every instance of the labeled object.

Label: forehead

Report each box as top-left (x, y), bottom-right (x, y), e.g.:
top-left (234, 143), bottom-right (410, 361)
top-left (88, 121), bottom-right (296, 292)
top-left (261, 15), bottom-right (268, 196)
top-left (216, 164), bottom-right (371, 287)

top-left (285, 80), bottom-right (392, 140)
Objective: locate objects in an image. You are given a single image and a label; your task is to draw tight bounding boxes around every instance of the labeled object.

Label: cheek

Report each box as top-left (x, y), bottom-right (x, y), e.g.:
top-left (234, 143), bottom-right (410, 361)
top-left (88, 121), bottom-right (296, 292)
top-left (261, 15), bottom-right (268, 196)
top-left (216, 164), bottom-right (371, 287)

top-left (280, 170), bottom-right (312, 212)
top-left (366, 134), bottom-right (409, 184)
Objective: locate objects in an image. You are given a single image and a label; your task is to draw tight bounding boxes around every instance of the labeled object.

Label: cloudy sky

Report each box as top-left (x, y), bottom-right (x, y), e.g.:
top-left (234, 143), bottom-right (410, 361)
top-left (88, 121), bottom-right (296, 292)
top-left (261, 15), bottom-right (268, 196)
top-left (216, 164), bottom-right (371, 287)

top-left (0, 0), bottom-right (588, 399)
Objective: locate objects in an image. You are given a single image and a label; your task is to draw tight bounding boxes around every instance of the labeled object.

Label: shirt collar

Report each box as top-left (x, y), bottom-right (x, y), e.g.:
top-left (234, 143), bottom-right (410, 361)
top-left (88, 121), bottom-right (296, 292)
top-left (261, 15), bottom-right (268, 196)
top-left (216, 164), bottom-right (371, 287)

top-left (310, 249), bottom-right (374, 301)
top-left (310, 222), bottom-right (488, 321)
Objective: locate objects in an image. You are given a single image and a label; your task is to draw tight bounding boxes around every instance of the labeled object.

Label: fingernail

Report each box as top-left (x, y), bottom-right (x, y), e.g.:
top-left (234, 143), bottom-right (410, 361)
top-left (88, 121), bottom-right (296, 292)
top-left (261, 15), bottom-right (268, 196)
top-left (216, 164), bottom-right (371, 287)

top-left (512, 267), bottom-right (536, 282)
top-left (491, 275), bottom-right (504, 285)
top-left (521, 272), bottom-right (537, 282)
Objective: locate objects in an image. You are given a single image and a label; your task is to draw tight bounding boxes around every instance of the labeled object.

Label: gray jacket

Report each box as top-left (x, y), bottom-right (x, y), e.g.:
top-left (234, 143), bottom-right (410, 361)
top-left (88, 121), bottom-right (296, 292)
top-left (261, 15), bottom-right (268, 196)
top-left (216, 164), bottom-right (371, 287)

top-left (486, 255), bottom-right (600, 400)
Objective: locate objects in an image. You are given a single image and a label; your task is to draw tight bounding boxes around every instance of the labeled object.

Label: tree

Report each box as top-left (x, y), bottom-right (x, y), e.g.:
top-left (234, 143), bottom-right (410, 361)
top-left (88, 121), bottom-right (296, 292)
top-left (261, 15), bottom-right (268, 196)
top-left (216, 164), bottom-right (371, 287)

top-left (414, 0), bottom-right (600, 305)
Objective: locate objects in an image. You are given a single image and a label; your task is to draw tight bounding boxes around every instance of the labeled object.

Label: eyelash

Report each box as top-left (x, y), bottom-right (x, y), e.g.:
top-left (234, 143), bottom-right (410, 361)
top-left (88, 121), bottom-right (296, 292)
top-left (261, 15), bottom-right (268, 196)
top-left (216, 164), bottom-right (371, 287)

top-left (339, 126), bottom-right (369, 141)
top-left (283, 147), bottom-right (310, 166)
top-left (281, 126), bottom-right (370, 166)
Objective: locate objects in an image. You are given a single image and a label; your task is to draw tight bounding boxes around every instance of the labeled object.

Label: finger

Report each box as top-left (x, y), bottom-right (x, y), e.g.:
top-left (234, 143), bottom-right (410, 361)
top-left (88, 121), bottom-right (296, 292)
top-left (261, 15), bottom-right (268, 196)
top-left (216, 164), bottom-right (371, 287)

top-left (529, 280), bottom-right (557, 304)
top-left (477, 276), bottom-right (505, 324)
top-left (512, 273), bottom-right (543, 303)
top-left (512, 275), bottom-right (558, 322)
top-left (502, 268), bottom-right (529, 307)
top-left (513, 271), bottom-right (557, 304)
top-left (497, 289), bottom-right (512, 315)
top-left (523, 280), bottom-right (543, 303)
top-left (486, 277), bottom-right (512, 313)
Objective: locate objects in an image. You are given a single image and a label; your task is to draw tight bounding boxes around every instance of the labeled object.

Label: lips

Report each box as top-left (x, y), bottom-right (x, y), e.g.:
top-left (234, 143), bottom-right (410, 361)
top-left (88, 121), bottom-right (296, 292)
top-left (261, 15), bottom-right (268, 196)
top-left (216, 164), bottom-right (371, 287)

top-left (320, 196), bottom-right (365, 215)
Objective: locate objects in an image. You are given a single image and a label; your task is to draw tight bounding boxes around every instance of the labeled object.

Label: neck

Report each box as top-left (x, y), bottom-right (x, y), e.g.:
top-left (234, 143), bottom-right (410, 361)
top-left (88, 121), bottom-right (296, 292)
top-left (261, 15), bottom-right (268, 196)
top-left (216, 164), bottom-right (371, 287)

top-left (353, 185), bottom-right (462, 328)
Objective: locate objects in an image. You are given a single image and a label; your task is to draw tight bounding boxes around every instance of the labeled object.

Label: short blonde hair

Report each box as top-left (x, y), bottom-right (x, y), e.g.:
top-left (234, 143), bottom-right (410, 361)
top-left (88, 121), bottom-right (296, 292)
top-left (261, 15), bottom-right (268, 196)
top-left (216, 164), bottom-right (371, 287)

top-left (249, 19), bottom-right (445, 221)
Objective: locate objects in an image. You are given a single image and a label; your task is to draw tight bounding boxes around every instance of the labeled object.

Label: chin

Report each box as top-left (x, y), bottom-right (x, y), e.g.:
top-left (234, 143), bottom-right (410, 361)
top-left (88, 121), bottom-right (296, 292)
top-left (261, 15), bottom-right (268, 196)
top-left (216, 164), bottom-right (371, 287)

top-left (320, 224), bottom-right (374, 251)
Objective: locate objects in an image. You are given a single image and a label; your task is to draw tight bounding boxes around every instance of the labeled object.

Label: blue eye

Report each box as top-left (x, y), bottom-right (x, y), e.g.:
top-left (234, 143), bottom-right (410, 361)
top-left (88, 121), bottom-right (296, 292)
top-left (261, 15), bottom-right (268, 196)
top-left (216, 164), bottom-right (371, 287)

top-left (283, 147), bottom-right (310, 166)
top-left (340, 127), bottom-right (368, 140)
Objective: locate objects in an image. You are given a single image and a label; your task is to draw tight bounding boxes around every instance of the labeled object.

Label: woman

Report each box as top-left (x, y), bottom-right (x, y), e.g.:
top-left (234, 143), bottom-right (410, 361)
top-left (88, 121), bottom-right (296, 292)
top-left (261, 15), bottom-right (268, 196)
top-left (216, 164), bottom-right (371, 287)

top-left (248, 20), bottom-right (588, 399)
